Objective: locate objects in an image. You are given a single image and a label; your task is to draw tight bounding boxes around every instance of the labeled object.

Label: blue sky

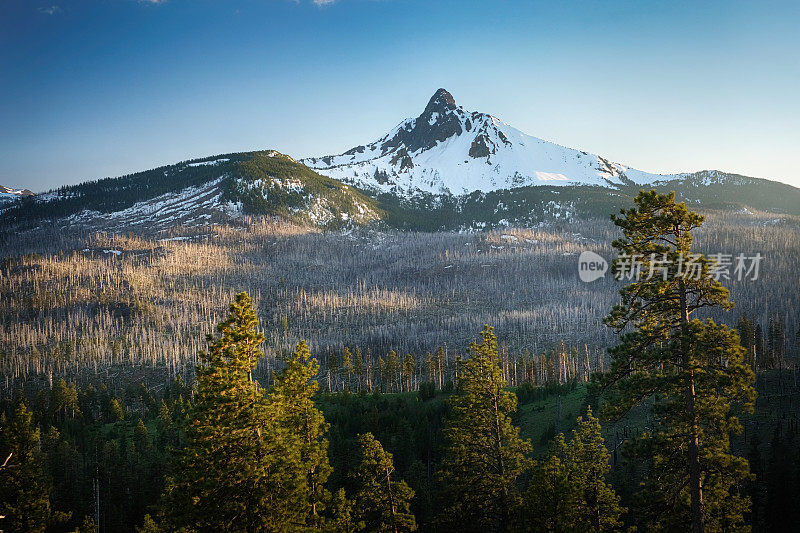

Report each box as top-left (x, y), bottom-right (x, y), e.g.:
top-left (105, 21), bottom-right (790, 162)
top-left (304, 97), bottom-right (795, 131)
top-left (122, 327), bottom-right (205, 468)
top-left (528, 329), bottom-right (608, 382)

top-left (2, 0), bottom-right (799, 191)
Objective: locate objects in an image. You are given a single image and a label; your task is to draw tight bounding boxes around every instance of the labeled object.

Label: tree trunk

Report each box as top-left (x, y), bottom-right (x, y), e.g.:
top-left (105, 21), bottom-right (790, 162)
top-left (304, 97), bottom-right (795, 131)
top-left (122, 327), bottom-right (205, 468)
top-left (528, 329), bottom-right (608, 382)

top-left (385, 466), bottom-right (398, 533)
top-left (679, 278), bottom-right (704, 533)
top-left (493, 392), bottom-right (508, 531)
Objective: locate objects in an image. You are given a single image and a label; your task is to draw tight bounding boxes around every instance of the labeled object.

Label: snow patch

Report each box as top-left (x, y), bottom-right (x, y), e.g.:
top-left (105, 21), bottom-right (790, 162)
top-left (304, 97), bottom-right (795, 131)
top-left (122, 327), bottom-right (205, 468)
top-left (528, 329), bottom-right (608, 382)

top-left (187, 158), bottom-right (230, 167)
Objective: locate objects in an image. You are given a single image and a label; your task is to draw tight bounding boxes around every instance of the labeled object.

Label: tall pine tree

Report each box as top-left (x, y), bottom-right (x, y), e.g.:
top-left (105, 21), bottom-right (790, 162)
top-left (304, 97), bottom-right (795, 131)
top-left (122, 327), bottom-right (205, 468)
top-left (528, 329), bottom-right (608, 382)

top-left (599, 191), bottom-right (756, 532)
top-left (735, 316), bottom-right (757, 371)
top-left (437, 325), bottom-right (532, 532)
top-left (158, 292), bottom-right (306, 532)
top-left (269, 340), bottom-right (332, 529)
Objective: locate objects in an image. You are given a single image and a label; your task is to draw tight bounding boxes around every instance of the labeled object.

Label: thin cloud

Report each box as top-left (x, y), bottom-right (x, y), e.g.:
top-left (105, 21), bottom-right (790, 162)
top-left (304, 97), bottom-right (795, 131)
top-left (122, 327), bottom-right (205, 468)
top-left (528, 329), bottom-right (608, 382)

top-left (313, 0), bottom-right (336, 5)
top-left (37, 5), bottom-right (61, 15)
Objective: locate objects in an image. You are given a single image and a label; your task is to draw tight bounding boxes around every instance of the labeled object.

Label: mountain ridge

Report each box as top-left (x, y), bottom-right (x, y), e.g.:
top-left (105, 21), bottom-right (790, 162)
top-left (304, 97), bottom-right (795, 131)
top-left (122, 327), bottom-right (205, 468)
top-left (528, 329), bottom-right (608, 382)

top-left (301, 88), bottom-right (672, 195)
top-left (1, 151), bottom-right (382, 232)
top-left (4, 90), bottom-right (800, 233)
top-left (4, 147), bottom-right (800, 234)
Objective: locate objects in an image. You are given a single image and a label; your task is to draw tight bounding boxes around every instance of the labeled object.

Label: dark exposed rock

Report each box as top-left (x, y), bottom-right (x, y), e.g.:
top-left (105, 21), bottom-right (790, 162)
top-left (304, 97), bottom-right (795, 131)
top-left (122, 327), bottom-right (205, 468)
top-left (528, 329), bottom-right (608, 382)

top-left (469, 134), bottom-right (495, 158)
top-left (497, 130), bottom-right (511, 146)
top-left (0, 185), bottom-right (35, 197)
top-left (380, 88), bottom-right (464, 153)
top-left (424, 88), bottom-right (456, 112)
top-left (596, 157), bottom-right (619, 177)
top-left (389, 147), bottom-right (414, 171)
top-left (344, 145), bottom-right (366, 156)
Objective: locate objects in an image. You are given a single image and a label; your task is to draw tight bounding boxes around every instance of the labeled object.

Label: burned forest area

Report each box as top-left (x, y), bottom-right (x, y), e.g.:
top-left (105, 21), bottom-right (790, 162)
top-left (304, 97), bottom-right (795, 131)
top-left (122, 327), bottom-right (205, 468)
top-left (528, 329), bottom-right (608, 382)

top-left (2, 201), bottom-right (800, 532)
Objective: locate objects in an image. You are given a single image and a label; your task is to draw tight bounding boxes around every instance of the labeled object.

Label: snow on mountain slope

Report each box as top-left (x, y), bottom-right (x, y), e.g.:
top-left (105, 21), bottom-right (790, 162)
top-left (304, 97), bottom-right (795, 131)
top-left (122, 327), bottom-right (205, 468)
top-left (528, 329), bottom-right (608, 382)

top-left (63, 177), bottom-right (239, 232)
top-left (302, 89), bottom-right (673, 195)
top-left (0, 184), bottom-right (34, 205)
top-left (6, 150), bottom-right (383, 233)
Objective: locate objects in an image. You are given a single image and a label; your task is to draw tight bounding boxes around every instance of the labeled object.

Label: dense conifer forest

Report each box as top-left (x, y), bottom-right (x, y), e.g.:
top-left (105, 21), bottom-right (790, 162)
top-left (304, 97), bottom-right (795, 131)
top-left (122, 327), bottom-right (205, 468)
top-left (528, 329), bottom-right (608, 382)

top-left (3, 302), bottom-right (800, 532)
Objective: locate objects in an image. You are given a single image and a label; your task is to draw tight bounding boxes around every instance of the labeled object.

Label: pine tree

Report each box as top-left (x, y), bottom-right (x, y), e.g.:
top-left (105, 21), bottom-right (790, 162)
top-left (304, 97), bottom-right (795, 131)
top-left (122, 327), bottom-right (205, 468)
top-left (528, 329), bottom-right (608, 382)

top-left (329, 351), bottom-right (340, 392)
top-left (436, 325), bottom-right (533, 532)
top-left (108, 397), bottom-right (124, 421)
top-left (65, 382), bottom-right (79, 419)
top-left (158, 292), bottom-right (306, 531)
top-left (49, 379), bottom-right (68, 423)
top-left (377, 355), bottom-right (387, 392)
top-left (134, 418), bottom-right (150, 451)
top-left (565, 408), bottom-right (624, 531)
top-left (767, 316), bottom-right (786, 369)
top-left (353, 347), bottom-right (365, 392)
top-left (0, 403), bottom-right (57, 533)
top-left (402, 354), bottom-right (415, 392)
top-left (423, 352), bottom-right (435, 385)
top-left (522, 439), bottom-right (578, 532)
top-left (386, 351), bottom-right (400, 392)
top-left (270, 340), bottom-right (332, 529)
top-left (755, 323), bottom-right (765, 370)
top-left (328, 488), bottom-right (360, 533)
top-left (736, 316), bottom-right (757, 371)
top-left (522, 408), bottom-right (623, 532)
top-left (599, 190), bottom-right (756, 532)
top-left (157, 399), bottom-right (171, 426)
top-left (342, 347), bottom-right (354, 392)
top-left (435, 346), bottom-right (445, 389)
top-left (352, 433), bottom-right (416, 533)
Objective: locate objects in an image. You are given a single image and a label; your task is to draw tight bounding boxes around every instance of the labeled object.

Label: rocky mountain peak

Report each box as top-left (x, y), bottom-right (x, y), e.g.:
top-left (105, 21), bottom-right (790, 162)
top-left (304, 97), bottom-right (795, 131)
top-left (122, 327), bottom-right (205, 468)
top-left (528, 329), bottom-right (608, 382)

top-left (301, 89), bottom-right (670, 195)
top-left (423, 88), bottom-right (457, 114)
top-left (376, 89), bottom-right (464, 154)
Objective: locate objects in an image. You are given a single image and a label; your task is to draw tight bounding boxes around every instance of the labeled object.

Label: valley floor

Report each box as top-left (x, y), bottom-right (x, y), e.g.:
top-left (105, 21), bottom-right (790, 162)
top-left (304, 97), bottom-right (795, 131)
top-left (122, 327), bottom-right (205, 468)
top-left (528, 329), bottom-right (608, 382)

top-left (1, 213), bottom-right (798, 390)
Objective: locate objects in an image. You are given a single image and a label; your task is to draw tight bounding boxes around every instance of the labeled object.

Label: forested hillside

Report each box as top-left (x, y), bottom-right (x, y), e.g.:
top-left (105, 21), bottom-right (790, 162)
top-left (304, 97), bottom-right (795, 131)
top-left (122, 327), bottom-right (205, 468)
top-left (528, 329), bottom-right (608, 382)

top-left (0, 151), bottom-right (382, 231)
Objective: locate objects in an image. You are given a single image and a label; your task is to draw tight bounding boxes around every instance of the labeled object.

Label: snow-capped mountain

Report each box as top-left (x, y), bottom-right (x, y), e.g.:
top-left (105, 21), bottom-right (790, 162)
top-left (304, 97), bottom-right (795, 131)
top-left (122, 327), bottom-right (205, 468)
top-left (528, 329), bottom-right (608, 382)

top-left (0, 184), bottom-right (34, 204)
top-left (2, 151), bottom-right (382, 232)
top-left (5, 91), bottom-right (800, 234)
top-left (302, 89), bottom-right (672, 195)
